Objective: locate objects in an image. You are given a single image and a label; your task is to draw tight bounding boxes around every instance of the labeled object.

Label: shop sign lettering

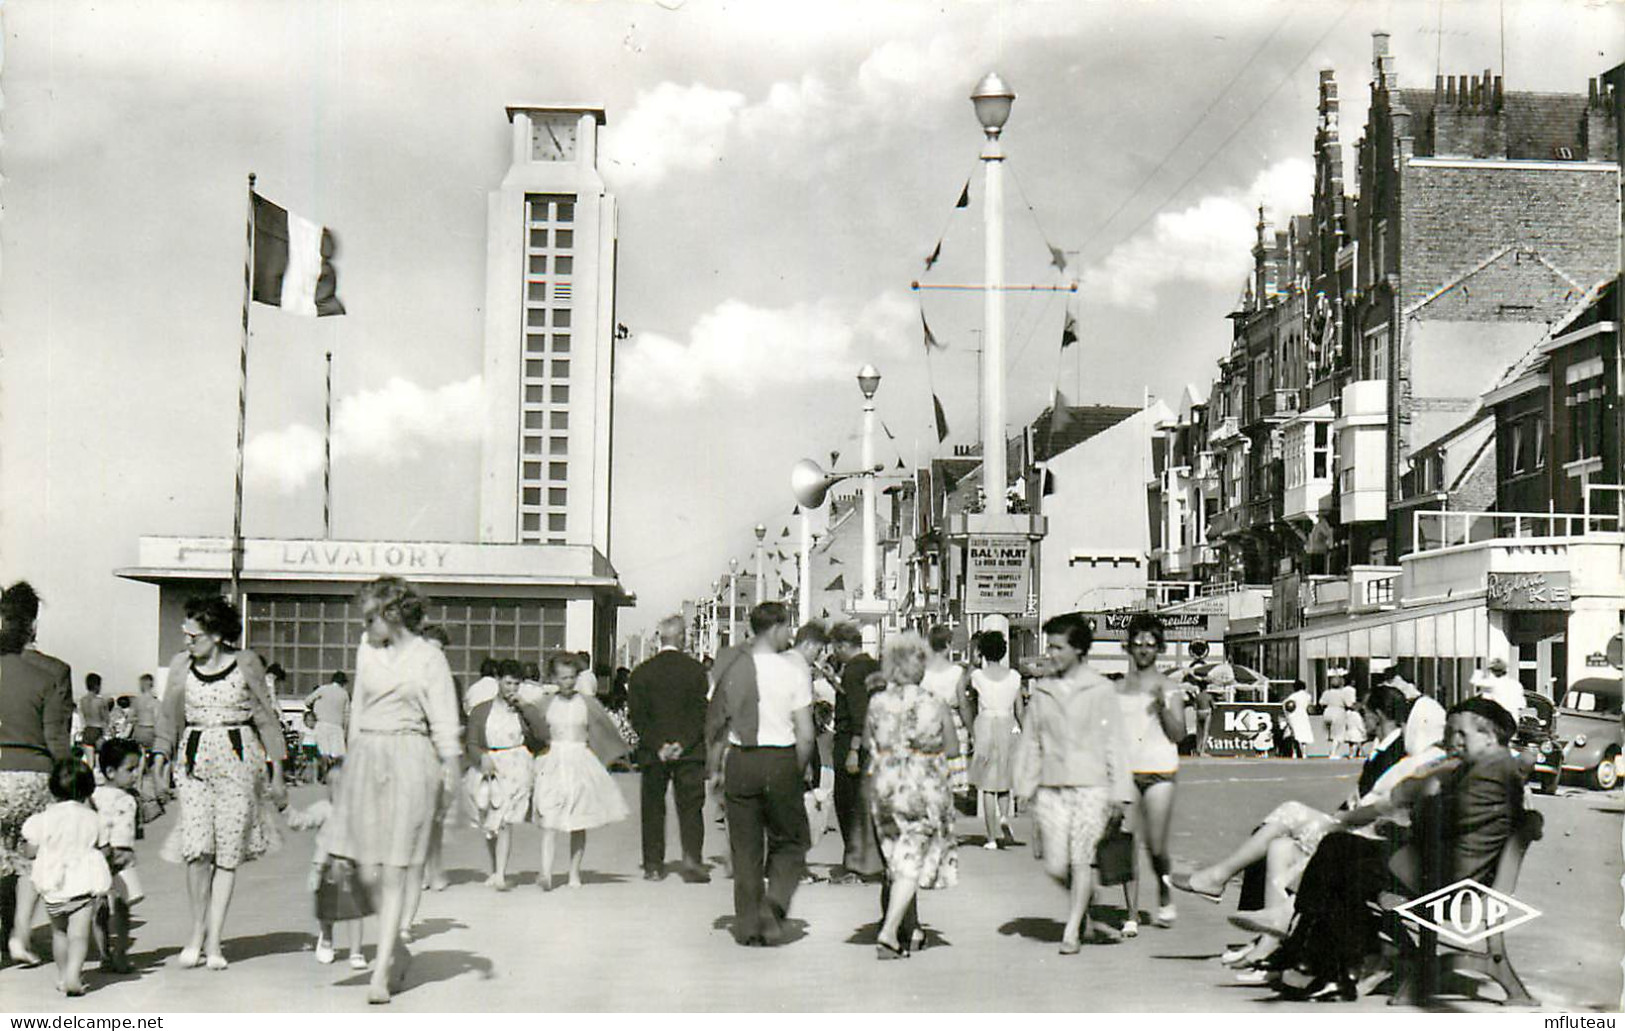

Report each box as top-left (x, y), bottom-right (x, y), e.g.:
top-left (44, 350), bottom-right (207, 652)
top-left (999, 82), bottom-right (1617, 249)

top-left (965, 535), bottom-right (1031, 614)
top-left (1486, 571), bottom-right (1571, 611)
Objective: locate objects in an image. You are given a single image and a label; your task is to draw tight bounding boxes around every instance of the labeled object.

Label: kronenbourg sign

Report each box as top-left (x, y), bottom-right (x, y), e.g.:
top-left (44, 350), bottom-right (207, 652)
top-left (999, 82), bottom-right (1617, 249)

top-left (1393, 878), bottom-right (1541, 947)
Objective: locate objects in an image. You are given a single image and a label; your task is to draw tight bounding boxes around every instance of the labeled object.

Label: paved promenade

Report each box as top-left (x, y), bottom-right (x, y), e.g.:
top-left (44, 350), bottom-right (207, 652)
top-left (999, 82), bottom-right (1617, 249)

top-left (3, 758), bottom-right (1618, 1012)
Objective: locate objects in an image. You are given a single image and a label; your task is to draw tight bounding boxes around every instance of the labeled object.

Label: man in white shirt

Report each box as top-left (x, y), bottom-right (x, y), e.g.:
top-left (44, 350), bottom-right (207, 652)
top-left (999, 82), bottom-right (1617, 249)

top-left (705, 602), bottom-right (815, 946)
top-left (1472, 657), bottom-right (1525, 722)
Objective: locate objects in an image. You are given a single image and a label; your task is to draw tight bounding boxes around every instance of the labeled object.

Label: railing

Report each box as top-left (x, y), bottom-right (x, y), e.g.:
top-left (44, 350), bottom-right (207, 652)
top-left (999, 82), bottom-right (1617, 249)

top-left (1208, 416), bottom-right (1243, 444)
top-left (1364, 575), bottom-right (1397, 606)
top-left (1410, 508), bottom-right (1623, 554)
top-left (1255, 389), bottom-right (1301, 421)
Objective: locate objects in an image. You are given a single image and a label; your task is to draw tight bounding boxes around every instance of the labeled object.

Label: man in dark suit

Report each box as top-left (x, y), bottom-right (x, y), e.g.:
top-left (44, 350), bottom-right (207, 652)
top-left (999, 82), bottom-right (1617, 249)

top-left (828, 621), bottom-right (882, 884)
top-left (629, 615), bottom-right (711, 883)
top-left (707, 602), bottom-right (814, 946)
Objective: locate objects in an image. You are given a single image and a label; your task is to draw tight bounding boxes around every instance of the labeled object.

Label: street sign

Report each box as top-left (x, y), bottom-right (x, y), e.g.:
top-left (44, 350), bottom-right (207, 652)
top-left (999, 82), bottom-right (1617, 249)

top-left (965, 535), bottom-right (1031, 614)
top-left (1393, 878), bottom-right (1541, 947)
top-left (1203, 701), bottom-right (1281, 756)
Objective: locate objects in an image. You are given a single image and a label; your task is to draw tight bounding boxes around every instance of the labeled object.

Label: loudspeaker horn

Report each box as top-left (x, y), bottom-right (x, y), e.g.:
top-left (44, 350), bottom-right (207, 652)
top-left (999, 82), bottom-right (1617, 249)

top-left (790, 458), bottom-right (846, 510)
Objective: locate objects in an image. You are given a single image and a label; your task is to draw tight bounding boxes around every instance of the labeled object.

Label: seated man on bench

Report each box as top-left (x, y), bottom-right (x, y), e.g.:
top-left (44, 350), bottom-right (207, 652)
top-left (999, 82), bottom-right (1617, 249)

top-left (1257, 697), bottom-right (1522, 1001)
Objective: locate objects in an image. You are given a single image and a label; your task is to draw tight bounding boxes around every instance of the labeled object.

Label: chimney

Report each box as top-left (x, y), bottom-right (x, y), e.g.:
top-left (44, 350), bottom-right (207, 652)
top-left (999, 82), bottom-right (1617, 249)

top-left (1435, 74), bottom-right (1444, 99)
top-left (1372, 31), bottom-right (1394, 88)
top-left (1494, 76), bottom-right (1503, 109)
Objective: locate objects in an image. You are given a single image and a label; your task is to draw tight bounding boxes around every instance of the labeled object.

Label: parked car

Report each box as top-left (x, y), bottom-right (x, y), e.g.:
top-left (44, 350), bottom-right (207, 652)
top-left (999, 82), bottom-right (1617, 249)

top-left (1512, 691), bottom-right (1563, 795)
top-left (1555, 675), bottom-right (1623, 791)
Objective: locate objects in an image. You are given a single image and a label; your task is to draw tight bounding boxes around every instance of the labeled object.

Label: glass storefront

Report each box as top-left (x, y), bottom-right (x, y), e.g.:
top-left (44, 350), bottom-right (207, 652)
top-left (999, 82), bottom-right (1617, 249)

top-left (246, 594), bottom-right (568, 695)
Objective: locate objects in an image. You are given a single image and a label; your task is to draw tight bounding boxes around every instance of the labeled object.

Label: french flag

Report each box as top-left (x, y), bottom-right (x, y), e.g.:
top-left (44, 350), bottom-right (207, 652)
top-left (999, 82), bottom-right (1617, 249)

top-left (251, 192), bottom-right (346, 317)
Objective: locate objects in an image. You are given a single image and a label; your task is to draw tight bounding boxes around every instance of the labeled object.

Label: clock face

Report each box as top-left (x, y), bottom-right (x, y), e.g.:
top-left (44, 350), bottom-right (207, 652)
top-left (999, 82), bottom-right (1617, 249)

top-left (530, 116), bottom-right (579, 162)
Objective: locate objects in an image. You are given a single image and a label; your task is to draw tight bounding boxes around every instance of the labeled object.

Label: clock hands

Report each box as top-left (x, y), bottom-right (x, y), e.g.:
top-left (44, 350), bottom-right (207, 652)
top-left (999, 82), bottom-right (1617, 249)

top-left (545, 123), bottom-right (565, 157)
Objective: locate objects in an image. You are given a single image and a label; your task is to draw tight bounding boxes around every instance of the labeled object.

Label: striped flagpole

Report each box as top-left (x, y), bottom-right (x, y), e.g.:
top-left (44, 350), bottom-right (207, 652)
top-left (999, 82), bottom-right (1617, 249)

top-left (231, 173), bottom-right (256, 606)
top-left (323, 351), bottom-right (333, 538)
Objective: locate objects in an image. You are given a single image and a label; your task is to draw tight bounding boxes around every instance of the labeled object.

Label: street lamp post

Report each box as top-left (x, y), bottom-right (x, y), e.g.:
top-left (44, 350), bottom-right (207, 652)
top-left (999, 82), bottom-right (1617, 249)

top-left (754, 523), bottom-right (767, 604)
top-left (972, 72), bottom-right (1015, 517)
top-left (709, 578), bottom-right (721, 656)
top-left (728, 558), bottom-right (740, 647)
top-left (798, 511), bottom-right (813, 625)
top-left (858, 365), bottom-right (881, 604)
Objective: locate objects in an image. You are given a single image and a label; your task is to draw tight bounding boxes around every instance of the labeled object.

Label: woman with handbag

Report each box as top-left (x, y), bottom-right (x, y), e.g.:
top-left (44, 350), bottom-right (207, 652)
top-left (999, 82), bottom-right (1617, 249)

top-left (1113, 614), bottom-right (1186, 936)
top-left (1015, 614), bottom-right (1134, 953)
top-left (969, 631), bottom-right (1023, 850)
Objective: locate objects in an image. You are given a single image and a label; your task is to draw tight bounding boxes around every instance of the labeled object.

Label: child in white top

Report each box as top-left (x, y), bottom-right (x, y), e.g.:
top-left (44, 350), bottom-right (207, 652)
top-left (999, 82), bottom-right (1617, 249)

top-left (22, 759), bottom-right (111, 996)
top-left (287, 762), bottom-right (368, 969)
top-left (91, 739), bottom-right (144, 973)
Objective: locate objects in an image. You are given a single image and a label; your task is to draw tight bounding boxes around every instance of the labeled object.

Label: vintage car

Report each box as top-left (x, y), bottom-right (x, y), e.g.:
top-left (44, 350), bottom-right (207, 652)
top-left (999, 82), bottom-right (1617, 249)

top-left (1513, 691), bottom-right (1563, 795)
top-left (1555, 675), bottom-right (1623, 791)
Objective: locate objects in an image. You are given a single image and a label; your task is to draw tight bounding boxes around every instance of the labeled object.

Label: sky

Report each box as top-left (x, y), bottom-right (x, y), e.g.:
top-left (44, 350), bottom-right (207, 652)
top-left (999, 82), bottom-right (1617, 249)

top-left (2, 0), bottom-right (1620, 685)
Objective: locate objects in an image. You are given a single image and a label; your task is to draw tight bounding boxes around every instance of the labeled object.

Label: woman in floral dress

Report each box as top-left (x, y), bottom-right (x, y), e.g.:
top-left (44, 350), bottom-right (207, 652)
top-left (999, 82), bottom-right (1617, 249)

top-left (864, 633), bottom-right (959, 959)
top-left (152, 595), bottom-right (287, 971)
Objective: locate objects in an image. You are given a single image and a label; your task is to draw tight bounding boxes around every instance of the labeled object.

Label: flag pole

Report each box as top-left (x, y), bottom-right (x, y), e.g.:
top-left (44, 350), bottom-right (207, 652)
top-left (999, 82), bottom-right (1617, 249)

top-left (323, 350), bottom-right (333, 538)
top-left (232, 173), bottom-right (256, 607)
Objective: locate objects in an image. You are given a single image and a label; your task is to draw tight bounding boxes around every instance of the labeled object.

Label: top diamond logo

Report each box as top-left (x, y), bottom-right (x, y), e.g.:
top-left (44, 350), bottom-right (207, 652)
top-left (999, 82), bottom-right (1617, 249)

top-left (1393, 878), bottom-right (1542, 947)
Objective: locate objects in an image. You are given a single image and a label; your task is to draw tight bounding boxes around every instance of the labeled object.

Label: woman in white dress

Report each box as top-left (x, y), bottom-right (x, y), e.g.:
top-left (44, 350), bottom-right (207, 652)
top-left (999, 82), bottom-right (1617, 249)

top-left (968, 631), bottom-right (1023, 849)
top-left (531, 652), bottom-right (629, 890)
top-left (920, 626), bottom-right (972, 795)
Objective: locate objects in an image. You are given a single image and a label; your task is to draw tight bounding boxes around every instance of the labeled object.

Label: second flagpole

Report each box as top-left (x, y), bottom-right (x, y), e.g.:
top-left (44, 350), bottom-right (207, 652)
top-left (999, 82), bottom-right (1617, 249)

top-left (232, 172), bottom-right (256, 607)
top-left (324, 350), bottom-right (333, 538)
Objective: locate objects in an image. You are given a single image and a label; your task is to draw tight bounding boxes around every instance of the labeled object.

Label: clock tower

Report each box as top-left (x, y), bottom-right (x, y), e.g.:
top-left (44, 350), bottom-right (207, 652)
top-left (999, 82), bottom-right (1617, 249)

top-left (478, 105), bottom-right (622, 647)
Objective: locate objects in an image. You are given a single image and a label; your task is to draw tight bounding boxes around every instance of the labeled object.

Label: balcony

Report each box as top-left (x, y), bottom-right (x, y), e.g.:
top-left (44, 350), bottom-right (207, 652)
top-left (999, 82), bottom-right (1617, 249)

top-left (1253, 389), bottom-right (1301, 422)
top-left (1336, 380), bottom-right (1387, 524)
top-left (1208, 416), bottom-right (1244, 446)
top-left (1300, 565), bottom-right (1402, 618)
top-left (1407, 510), bottom-right (1621, 555)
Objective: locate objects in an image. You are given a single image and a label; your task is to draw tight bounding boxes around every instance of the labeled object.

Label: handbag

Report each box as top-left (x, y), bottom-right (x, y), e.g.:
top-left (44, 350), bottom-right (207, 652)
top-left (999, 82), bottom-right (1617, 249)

top-left (1094, 813), bottom-right (1135, 886)
top-left (316, 857), bottom-right (373, 922)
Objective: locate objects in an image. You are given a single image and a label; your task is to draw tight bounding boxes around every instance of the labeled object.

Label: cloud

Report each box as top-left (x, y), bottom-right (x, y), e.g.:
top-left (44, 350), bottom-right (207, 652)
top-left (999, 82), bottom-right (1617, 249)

top-left (1078, 157), bottom-right (1314, 311)
top-left (616, 291), bottom-right (913, 406)
top-left (246, 375), bottom-right (484, 494)
top-left (855, 35), bottom-right (961, 113)
top-left (601, 82), bottom-right (746, 188)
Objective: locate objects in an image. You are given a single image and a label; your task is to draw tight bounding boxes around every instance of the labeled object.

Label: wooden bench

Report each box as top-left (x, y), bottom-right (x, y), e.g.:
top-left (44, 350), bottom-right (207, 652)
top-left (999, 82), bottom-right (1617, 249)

top-left (1380, 808), bottom-right (1544, 1006)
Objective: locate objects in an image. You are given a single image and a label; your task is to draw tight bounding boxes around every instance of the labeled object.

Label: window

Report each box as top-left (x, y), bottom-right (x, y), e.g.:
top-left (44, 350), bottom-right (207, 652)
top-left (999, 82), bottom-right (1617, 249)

top-left (523, 436), bottom-right (543, 455)
top-left (525, 359), bottom-right (545, 378)
top-left (552, 335), bottom-right (571, 354)
top-left (523, 461), bottom-right (541, 480)
top-left (525, 310), bottom-right (547, 328)
top-left (549, 462), bottom-right (568, 481)
top-left (1508, 413), bottom-right (1546, 474)
top-left (553, 309), bottom-right (572, 329)
top-left (549, 436), bottom-right (568, 455)
top-left (550, 410), bottom-right (569, 430)
top-left (525, 385), bottom-right (545, 403)
top-left (522, 513), bottom-right (540, 531)
top-left (555, 230), bottom-right (574, 249)
top-left (552, 360), bottom-right (570, 379)
top-left (549, 513), bottom-right (567, 532)
top-left (1567, 360), bottom-right (1605, 462)
top-left (529, 229), bottom-right (548, 249)
top-left (552, 385), bottom-right (570, 403)
top-left (524, 411), bottom-right (545, 429)
top-left (556, 203), bottom-right (575, 223)
top-left (526, 334), bottom-right (547, 355)
top-left (555, 256), bottom-right (573, 275)
top-left (549, 488), bottom-right (567, 506)
top-left (1312, 422), bottom-right (1330, 479)
top-left (529, 255), bottom-right (547, 275)
top-left (523, 487), bottom-right (541, 505)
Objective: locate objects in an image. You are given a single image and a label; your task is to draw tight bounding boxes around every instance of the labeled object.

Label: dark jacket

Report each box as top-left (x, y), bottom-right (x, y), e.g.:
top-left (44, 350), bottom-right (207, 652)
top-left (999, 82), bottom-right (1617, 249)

top-left (463, 696), bottom-right (549, 768)
top-left (833, 653), bottom-right (880, 742)
top-left (1410, 747), bottom-right (1525, 887)
top-left (0, 648), bottom-right (74, 774)
top-left (628, 649), bottom-right (709, 763)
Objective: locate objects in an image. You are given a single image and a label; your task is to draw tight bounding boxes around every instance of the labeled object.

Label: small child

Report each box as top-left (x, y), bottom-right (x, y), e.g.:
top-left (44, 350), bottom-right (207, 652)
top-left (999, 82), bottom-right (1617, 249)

top-left (299, 711), bottom-right (321, 785)
top-left (287, 762), bottom-right (369, 968)
top-left (21, 759), bottom-right (111, 996)
top-left (106, 696), bottom-right (135, 741)
top-left (91, 739), bottom-right (145, 973)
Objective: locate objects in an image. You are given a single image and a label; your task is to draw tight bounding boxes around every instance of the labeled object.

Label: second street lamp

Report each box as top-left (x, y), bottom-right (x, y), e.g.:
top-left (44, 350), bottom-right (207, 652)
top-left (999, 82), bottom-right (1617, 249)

top-left (728, 557), bottom-right (740, 647)
top-left (858, 364), bottom-right (881, 606)
top-left (754, 523), bottom-right (767, 604)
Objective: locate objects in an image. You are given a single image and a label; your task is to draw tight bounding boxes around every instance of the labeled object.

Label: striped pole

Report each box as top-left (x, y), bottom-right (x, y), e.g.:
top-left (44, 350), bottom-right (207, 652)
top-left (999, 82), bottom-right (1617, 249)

top-left (323, 350), bottom-right (333, 538)
top-left (232, 173), bottom-right (256, 606)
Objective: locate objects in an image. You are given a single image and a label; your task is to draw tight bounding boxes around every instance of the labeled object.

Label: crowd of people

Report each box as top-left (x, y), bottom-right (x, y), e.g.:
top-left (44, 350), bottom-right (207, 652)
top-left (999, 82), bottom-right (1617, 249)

top-left (0, 573), bottom-right (1545, 1005)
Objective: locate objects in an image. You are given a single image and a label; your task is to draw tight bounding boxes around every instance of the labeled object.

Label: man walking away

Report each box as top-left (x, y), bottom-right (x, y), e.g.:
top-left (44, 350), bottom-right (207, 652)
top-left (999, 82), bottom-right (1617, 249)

top-left (79, 673), bottom-right (109, 749)
top-left (629, 615), bottom-right (711, 883)
top-left (828, 622), bottom-right (881, 883)
top-left (707, 602), bottom-right (814, 946)
top-left (305, 671), bottom-right (351, 782)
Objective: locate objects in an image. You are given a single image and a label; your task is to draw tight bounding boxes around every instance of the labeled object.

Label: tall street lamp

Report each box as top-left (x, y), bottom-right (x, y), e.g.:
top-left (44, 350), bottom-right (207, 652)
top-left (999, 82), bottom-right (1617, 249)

top-left (858, 364), bottom-right (882, 605)
top-left (972, 72), bottom-right (1014, 516)
top-left (754, 523), bottom-right (767, 604)
top-left (798, 508), bottom-right (813, 625)
top-left (709, 578), bottom-right (721, 656)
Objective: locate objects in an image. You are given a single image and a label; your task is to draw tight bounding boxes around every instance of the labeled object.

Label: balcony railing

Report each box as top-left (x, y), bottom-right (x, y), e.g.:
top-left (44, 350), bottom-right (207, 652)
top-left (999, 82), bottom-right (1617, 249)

top-left (1410, 509), bottom-right (1622, 555)
top-left (1254, 389), bottom-right (1300, 421)
top-left (1208, 416), bottom-right (1243, 445)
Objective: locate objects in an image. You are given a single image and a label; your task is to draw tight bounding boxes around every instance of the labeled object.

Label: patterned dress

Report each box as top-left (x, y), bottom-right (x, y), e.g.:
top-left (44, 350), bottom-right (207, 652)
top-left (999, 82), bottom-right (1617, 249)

top-left (472, 701), bottom-right (534, 835)
top-left (865, 682), bottom-right (959, 890)
top-left (161, 662), bottom-right (281, 868)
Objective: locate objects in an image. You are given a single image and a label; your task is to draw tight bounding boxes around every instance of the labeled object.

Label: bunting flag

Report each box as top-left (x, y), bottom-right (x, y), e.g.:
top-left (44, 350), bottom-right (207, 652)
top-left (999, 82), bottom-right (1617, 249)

top-left (826, 574), bottom-right (845, 591)
top-left (923, 240), bottom-right (942, 272)
top-left (828, 556), bottom-right (842, 565)
top-left (251, 192), bottom-right (346, 316)
top-left (780, 527), bottom-right (790, 538)
top-left (895, 458), bottom-right (906, 470)
top-left (1049, 244), bottom-right (1069, 273)
top-left (792, 505), bottom-right (801, 516)
top-left (881, 421), bottom-right (895, 441)
top-left (933, 393), bottom-right (949, 443)
top-left (956, 181), bottom-right (970, 208)
top-left (829, 450), bottom-right (841, 468)
top-left (1061, 310), bottom-right (1079, 349)
top-left (922, 312), bottom-right (945, 352)
top-left (780, 579), bottom-right (794, 596)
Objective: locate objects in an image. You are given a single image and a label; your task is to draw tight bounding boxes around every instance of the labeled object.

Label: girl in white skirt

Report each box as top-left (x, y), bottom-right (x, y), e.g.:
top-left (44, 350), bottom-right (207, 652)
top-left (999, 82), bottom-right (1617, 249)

top-left (531, 653), bottom-right (628, 891)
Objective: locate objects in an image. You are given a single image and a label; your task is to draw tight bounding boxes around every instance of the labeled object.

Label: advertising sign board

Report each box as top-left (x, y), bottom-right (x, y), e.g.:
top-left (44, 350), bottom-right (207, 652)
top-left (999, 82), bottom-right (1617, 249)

top-left (1203, 701), bottom-right (1282, 757)
top-left (966, 536), bottom-right (1031, 614)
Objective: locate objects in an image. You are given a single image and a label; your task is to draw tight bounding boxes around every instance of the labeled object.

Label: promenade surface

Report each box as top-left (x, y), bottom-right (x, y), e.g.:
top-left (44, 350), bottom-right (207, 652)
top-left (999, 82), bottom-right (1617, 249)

top-left (3, 757), bottom-right (1619, 1012)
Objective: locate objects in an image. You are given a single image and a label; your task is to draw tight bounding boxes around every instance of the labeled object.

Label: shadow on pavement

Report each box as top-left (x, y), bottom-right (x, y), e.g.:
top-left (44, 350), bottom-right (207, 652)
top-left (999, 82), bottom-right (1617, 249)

top-left (405, 916), bottom-right (465, 943)
top-left (223, 930), bottom-right (318, 962)
top-left (844, 920), bottom-right (952, 951)
top-left (439, 868), bottom-right (491, 888)
top-left (998, 916), bottom-right (1065, 943)
top-left (710, 914), bottom-right (809, 945)
top-left (335, 948), bottom-right (496, 991)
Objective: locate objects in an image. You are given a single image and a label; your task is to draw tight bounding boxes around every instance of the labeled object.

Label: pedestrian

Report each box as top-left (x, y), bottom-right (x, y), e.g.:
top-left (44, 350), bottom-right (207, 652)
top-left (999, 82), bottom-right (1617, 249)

top-left (1321, 672), bottom-right (1349, 759)
top-left (628, 615), bottom-right (711, 883)
top-left (90, 739), bottom-right (144, 973)
top-left (463, 658), bottom-right (501, 715)
top-left (1282, 679), bottom-right (1315, 758)
top-left (969, 630), bottom-right (1022, 850)
top-left (415, 625), bottom-right (454, 898)
top-left (784, 623), bottom-right (835, 863)
top-left (1114, 614), bottom-right (1185, 934)
top-left (151, 594), bottom-right (287, 971)
top-left (1017, 613), bottom-right (1133, 953)
top-left (705, 602), bottom-right (814, 946)
top-left (298, 712), bottom-right (321, 784)
top-left (0, 581), bottom-right (74, 968)
top-left (323, 576), bottom-right (461, 1004)
top-left (286, 762), bottom-right (369, 971)
top-left (107, 697), bottom-right (135, 742)
top-left (1471, 657), bottom-right (1524, 722)
top-left (305, 671), bottom-right (351, 783)
top-left (920, 627), bottom-right (972, 796)
top-left (828, 621), bottom-right (881, 884)
top-left (129, 674), bottom-right (159, 756)
top-left (1192, 680), bottom-right (1214, 756)
top-left (77, 674), bottom-right (109, 751)
top-left (531, 652), bottom-right (629, 891)
top-left (465, 660), bottom-right (545, 890)
top-left (20, 759), bottom-right (109, 996)
top-left (865, 633), bottom-right (959, 959)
